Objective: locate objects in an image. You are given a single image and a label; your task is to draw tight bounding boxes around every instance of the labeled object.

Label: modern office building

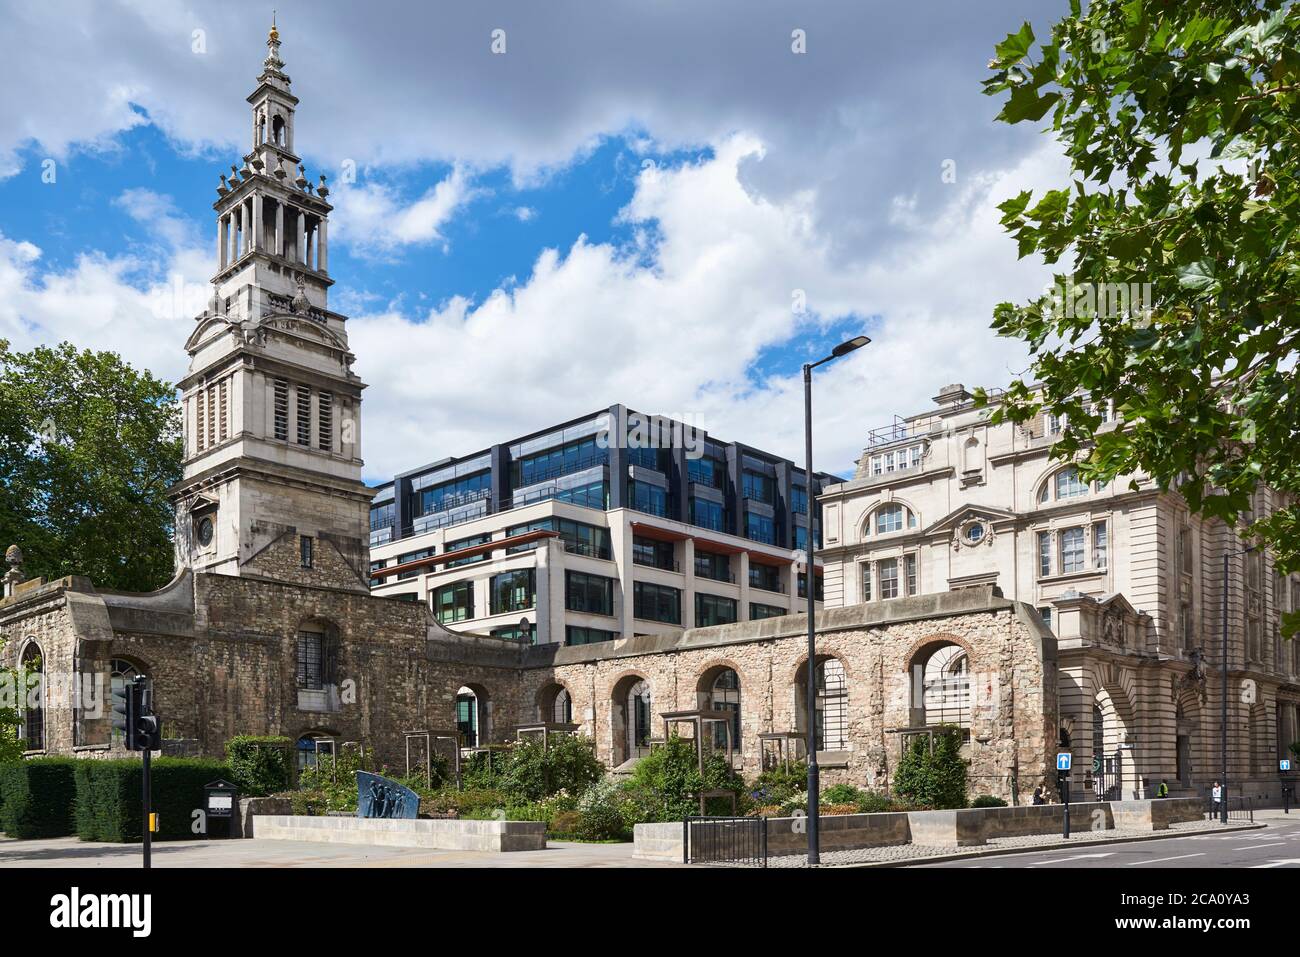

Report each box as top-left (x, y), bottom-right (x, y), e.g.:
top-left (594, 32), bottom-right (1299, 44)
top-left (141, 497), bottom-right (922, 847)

top-left (368, 406), bottom-right (833, 646)
top-left (818, 382), bottom-right (1300, 802)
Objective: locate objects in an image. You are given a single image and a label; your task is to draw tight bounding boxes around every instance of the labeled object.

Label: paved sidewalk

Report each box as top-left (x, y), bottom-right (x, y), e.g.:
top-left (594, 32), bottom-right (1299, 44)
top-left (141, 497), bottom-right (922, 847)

top-left (752, 817), bottom-right (1264, 868)
top-left (0, 835), bottom-right (680, 868)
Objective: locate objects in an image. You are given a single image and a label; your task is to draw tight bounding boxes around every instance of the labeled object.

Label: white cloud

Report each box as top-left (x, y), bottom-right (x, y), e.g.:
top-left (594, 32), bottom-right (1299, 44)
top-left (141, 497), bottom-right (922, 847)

top-left (349, 136), bottom-right (1061, 480)
top-left (329, 166), bottom-right (475, 254)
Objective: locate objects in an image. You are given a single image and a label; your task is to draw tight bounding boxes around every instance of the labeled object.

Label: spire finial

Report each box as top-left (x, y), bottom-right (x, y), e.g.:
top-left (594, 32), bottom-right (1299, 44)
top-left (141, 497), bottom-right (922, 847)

top-left (264, 12), bottom-right (284, 72)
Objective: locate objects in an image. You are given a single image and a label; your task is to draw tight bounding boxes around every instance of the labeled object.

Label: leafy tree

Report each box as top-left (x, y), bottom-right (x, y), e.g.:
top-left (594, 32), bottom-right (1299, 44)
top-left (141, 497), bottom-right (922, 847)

top-left (0, 634), bottom-right (23, 766)
top-left (981, 1), bottom-right (1300, 617)
top-left (0, 340), bottom-right (181, 592)
top-left (625, 734), bottom-right (744, 821)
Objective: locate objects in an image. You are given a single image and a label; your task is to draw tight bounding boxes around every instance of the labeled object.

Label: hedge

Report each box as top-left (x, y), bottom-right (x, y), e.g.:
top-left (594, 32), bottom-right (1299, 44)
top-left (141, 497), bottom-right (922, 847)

top-left (0, 758), bottom-right (78, 838)
top-left (225, 735), bottom-right (293, 797)
top-left (74, 758), bottom-right (231, 843)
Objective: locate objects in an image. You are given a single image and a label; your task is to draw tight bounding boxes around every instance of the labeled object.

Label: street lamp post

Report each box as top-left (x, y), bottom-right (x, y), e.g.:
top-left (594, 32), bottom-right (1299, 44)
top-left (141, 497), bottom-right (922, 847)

top-left (1221, 544), bottom-right (1256, 824)
top-left (802, 334), bottom-right (870, 866)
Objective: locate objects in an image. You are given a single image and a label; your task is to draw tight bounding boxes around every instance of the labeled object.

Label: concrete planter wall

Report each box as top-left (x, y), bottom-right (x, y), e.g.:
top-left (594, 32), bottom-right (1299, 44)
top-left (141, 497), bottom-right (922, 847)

top-left (633, 797), bottom-right (1208, 860)
top-left (255, 815), bottom-right (547, 852)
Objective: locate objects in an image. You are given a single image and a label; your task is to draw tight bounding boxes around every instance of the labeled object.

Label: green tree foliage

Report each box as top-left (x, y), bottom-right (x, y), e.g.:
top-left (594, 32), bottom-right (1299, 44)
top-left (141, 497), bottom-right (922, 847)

top-left (0, 340), bottom-right (181, 592)
top-left (625, 734), bottom-right (744, 821)
top-left (0, 634), bottom-right (23, 765)
top-left (496, 735), bottom-right (604, 803)
top-left (982, 1), bottom-right (1300, 615)
top-left (893, 726), bottom-right (969, 809)
top-left (224, 735), bottom-right (294, 797)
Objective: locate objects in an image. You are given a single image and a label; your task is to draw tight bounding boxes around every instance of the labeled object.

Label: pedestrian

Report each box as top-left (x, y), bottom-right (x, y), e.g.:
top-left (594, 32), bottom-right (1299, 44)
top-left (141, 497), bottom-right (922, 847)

top-left (1156, 779), bottom-right (1169, 799)
top-left (1032, 785), bottom-right (1046, 806)
top-left (1211, 779), bottom-right (1222, 817)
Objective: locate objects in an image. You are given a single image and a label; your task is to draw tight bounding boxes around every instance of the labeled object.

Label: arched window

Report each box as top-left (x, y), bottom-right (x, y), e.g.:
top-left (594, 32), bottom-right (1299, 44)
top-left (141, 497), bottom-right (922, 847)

top-left (110, 658), bottom-right (149, 747)
top-left (796, 657), bottom-right (848, 751)
top-left (295, 732), bottom-right (335, 772)
top-left (910, 643), bottom-right (970, 734)
top-left (552, 687), bottom-right (572, 724)
top-left (708, 668), bottom-right (741, 750)
top-left (871, 503), bottom-right (917, 535)
top-left (1038, 466), bottom-right (1104, 504)
top-left (456, 686), bottom-right (483, 747)
top-left (272, 114), bottom-right (286, 146)
top-left (628, 680), bottom-right (652, 755)
top-left (19, 641), bottom-right (44, 751)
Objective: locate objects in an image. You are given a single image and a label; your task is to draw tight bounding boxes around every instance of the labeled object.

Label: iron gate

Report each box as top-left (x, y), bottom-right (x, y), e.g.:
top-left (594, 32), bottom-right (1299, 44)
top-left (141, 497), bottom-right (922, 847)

top-left (683, 815), bottom-right (768, 866)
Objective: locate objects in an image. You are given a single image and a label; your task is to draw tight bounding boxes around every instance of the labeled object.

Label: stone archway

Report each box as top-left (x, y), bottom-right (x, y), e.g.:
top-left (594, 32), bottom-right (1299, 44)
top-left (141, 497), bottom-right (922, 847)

top-left (1175, 689), bottom-right (1202, 786)
top-left (610, 673), bottom-right (652, 767)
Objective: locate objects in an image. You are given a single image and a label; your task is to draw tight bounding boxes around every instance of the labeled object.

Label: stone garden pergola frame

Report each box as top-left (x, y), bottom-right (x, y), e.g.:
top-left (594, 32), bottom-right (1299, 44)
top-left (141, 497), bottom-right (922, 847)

top-left (660, 708), bottom-right (737, 771)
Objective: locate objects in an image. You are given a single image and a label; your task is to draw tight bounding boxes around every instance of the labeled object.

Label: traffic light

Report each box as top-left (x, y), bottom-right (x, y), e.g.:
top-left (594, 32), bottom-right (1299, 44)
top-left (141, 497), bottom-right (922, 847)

top-left (109, 677), bottom-right (160, 752)
top-left (110, 679), bottom-right (138, 751)
top-left (135, 681), bottom-right (162, 752)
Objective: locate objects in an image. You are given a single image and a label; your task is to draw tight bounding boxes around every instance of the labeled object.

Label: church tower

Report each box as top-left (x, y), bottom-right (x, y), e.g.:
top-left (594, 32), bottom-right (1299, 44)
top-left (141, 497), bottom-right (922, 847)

top-left (171, 20), bottom-right (371, 592)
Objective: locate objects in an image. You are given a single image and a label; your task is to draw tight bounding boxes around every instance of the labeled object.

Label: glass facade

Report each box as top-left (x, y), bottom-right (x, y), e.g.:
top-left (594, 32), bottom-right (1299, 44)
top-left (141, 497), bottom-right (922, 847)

top-left (688, 455), bottom-right (726, 489)
top-left (432, 581), bottom-right (474, 624)
top-left (745, 511), bottom-right (776, 545)
top-left (446, 533), bottom-right (492, 567)
top-left (490, 568), bottom-right (536, 615)
top-left (693, 550), bottom-right (732, 582)
top-left (566, 625), bottom-right (619, 646)
top-left (633, 581), bottom-right (681, 624)
top-left (742, 469), bottom-right (775, 505)
top-left (750, 602), bottom-right (787, 620)
top-left (632, 535), bottom-right (676, 570)
top-left (627, 480), bottom-right (668, 516)
top-left (695, 593), bottom-right (738, 627)
top-left (565, 571), bottom-right (616, 616)
top-left (689, 497), bottom-right (726, 532)
top-left (506, 517), bottom-right (610, 558)
top-left (749, 563), bottom-right (782, 592)
top-left (513, 435), bottom-right (607, 487)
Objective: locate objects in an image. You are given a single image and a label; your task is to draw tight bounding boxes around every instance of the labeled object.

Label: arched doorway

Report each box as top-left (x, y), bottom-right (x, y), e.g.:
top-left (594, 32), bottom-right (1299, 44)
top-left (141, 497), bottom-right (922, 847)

top-left (1091, 688), bottom-right (1134, 800)
top-left (610, 674), bottom-right (652, 766)
top-left (1175, 691), bottom-right (1201, 786)
top-left (697, 665), bottom-right (742, 752)
top-left (794, 656), bottom-right (848, 752)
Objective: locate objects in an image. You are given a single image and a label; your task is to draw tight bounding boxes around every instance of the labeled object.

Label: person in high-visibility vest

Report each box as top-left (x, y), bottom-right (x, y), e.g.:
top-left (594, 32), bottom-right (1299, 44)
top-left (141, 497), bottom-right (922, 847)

top-left (1156, 779), bottom-right (1169, 799)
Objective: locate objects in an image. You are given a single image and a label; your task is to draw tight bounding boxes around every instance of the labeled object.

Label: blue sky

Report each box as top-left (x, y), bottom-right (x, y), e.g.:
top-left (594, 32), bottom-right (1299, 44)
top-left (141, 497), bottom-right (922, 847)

top-left (0, 0), bottom-right (1067, 482)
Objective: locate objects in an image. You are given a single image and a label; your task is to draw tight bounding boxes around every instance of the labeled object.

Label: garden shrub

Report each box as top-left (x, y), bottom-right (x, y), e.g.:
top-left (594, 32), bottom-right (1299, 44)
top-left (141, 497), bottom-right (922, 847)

top-left (624, 734), bottom-right (744, 822)
top-left (893, 725), bottom-right (968, 810)
top-left (971, 794), bottom-right (1008, 808)
top-left (75, 758), bottom-right (231, 842)
top-left (225, 735), bottom-right (293, 797)
top-left (747, 761), bottom-right (807, 807)
top-left (0, 757), bottom-right (77, 838)
top-left (496, 736), bottom-right (603, 803)
top-left (820, 783), bottom-right (865, 805)
top-left (574, 779), bottom-right (632, 841)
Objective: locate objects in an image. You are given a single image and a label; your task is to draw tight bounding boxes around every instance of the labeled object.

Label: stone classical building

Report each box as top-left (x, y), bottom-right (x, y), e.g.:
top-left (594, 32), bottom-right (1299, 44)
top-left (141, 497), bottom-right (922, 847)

top-left (819, 383), bottom-right (1300, 803)
top-left (0, 26), bottom-right (1062, 800)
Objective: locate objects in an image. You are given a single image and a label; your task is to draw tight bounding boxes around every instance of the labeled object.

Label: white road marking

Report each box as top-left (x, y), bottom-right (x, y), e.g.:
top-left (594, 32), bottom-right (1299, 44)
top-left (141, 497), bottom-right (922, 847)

top-left (1236, 842), bottom-right (1286, 850)
top-left (1124, 853), bottom-right (1205, 866)
top-left (1025, 852), bottom-right (1115, 866)
top-left (1251, 859), bottom-right (1300, 868)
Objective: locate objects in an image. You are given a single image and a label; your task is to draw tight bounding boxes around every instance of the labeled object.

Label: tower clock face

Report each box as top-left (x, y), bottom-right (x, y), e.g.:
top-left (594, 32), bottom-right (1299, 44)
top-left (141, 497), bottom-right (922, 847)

top-left (196, 516), bottom-right (214, 547)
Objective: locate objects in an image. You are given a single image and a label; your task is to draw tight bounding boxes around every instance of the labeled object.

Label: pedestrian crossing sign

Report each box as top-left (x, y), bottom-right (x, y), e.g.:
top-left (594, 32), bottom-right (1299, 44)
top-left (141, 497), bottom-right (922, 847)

top-left (1056, 752), bottom-right (1072, 771)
